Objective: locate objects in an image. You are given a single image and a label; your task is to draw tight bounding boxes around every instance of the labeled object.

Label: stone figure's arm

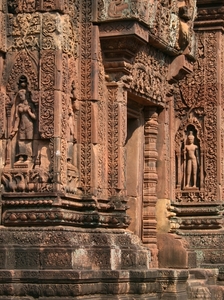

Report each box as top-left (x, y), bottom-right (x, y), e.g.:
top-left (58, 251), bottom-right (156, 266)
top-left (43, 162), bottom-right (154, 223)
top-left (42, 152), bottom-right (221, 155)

top-left (10, 106), bottom-right (20, 138)
top-left (183, 146), bottom-right (187, 160)
top-left (28, 106), bottom-right (36, 120)
top-left (195, 147), bottom-right (199, 166)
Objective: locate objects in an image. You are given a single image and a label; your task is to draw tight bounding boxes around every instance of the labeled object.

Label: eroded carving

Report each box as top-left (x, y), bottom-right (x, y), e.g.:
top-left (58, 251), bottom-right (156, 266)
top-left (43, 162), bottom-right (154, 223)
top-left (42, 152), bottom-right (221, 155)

top-left (10, 89), bottom-right (36, 164)
top-left (108, 0), bottom-right (128, 18)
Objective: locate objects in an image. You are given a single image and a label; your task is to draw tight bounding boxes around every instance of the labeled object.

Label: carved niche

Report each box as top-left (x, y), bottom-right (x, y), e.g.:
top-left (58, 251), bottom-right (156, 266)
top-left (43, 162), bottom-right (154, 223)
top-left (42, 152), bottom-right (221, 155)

top-left (170, 30), bottom-right (222, 231)
top-left (2, 68), bottom-right (54, 193)
top-left (175, 122), bottom-right (204, 192)
top-left (174, 31), bottom-right (219, 204)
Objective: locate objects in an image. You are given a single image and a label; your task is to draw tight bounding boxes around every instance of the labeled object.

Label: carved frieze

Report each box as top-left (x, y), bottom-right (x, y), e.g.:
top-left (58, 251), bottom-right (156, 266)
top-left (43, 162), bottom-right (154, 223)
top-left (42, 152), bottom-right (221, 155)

top-left (129, 46), bottom-right (170, 105)
top-left (1, 169), bottom-right (53, 193)
top-left (2, 208), bottom-right (130, 228)
top-left (62, 15), bottom-right (77, 56)
top-left (7, 0), bottom-right (36, 14)
top-left (6, 0), bottom-right (69, 13)
top-left (7, 12), bottom-right (77, 54)
top-left (98, 0), bottom-right (196, 53)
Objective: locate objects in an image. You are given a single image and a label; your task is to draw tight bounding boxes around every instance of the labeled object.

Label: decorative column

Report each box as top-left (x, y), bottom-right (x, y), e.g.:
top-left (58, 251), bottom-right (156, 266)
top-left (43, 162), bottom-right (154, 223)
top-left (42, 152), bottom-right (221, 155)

top-left (143, 107), bottom-right (159, 267)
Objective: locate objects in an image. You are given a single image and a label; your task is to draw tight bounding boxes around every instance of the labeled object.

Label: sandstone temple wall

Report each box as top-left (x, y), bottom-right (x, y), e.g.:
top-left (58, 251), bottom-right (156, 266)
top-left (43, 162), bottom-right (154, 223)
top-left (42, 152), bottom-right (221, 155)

top-left (0, 0), bottom-right (224, 299)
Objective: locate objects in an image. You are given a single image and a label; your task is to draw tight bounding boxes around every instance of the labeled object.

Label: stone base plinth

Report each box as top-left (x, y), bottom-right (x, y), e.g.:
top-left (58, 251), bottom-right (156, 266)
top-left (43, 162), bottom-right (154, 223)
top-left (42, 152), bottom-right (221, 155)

top-left (0, 269), bottom-right (189, 299)
top-left (0, 227), bottom-right (189, 299)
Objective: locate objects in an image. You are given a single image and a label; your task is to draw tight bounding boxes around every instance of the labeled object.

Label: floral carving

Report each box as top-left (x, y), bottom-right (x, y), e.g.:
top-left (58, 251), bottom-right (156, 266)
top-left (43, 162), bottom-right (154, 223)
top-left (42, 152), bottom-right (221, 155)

top-left (0, 92), bottom-right (6, 138)
top-left (40, 50), bottom-right (55, 90)
top-left (8, 13), bottom-right (40, 50)
top-left (107, 85), bottom-right (119, 196)
top-left (175, 31), bottom-right (218, 202)
top-left (39, 91), bottom-right (54, 139)
top-left (6, 51), bottom-right (38, 92)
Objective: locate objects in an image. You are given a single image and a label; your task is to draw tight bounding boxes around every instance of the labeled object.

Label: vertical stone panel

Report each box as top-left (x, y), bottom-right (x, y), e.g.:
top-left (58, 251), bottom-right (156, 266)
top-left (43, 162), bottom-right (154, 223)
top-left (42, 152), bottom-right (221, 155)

top-left (107, 83), bottom-right (119, 196)
top-left (204, 31), bottom-right (218, 201)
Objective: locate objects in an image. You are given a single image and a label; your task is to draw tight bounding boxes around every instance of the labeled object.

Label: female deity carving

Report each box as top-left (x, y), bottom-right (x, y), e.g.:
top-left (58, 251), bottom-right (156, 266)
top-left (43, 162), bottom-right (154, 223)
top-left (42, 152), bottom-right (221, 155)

top-left (10, 89), bottom-right (36, 163)
top-left (184, 131), bottom-right (199, 188)
top-left (67, 81), bottom-right (79, 162)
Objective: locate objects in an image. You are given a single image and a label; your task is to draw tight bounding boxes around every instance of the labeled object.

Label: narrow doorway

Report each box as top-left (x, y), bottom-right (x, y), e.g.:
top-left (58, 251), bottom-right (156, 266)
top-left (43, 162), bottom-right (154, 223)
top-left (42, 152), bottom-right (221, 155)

top-left (126, 103), bottom-right (144, 238)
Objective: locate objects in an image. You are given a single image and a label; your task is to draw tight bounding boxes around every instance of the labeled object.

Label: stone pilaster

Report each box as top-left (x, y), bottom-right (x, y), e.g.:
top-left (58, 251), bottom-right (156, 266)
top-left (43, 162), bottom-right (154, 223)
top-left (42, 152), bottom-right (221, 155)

top-left (143, 107), bottom-right (159, 267)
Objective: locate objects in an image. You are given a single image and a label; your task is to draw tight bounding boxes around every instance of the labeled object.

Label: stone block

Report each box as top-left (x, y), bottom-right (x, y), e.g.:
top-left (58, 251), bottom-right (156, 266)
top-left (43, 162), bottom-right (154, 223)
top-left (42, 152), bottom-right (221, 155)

top-left (40, 249), bottom-right (72, 269)
top-left (157, 233), bottom-right (197, 268)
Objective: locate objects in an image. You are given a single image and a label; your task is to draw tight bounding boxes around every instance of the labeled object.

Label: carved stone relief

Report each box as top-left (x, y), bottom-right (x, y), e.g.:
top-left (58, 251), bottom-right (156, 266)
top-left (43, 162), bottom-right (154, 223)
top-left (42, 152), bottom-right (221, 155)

top-left (1, 0), bottom-right (224, 297)
top-left (174, 31), bottom-right (218, 204)
top-left (98, 0), bottom-right (196, 53)
top-left (129, 45), bottom-right (170, 104)
top-left (10, 88), bottom-right (36, 163)
top-left (1, 0), bottom-right (82, 201)
top-left (175, 121), bottom-right (204, 193)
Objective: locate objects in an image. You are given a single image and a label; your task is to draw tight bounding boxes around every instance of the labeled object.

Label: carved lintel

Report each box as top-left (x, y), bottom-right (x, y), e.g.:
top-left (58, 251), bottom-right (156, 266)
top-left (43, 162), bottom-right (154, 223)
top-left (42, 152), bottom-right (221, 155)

top-left (99, 21), bottom-right (148, 42)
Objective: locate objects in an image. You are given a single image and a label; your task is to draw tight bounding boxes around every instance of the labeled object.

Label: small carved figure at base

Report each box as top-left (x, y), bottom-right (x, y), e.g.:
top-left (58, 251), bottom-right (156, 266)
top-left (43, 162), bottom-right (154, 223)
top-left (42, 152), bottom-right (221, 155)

top-left (66, 158), bottom-right (82, 195)
top-left (14, 155), bottom-right (24, 164)
top-left (14, 154), bottom-right (32, 169)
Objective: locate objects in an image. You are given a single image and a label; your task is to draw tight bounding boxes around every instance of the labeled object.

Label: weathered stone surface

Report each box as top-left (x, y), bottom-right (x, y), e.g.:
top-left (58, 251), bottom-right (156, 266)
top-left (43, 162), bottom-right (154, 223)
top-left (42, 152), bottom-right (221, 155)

top-left (1, 0), bottom-right (224, 299)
